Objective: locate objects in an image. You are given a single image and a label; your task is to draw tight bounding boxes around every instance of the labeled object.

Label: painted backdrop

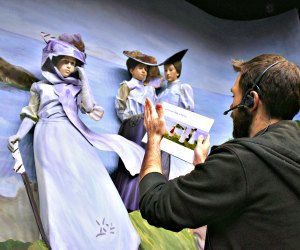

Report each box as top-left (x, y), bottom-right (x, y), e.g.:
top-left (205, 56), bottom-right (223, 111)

top-left (0, 0), bottom-right (299, 243)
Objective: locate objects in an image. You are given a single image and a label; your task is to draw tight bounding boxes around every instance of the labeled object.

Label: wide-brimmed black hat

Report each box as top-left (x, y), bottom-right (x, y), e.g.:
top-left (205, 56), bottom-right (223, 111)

top-left (158, 49), bottom-right (188, 66)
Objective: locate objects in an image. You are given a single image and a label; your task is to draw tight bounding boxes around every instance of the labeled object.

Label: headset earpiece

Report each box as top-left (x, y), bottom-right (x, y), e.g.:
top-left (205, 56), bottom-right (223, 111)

top-left (244, 93), bottom-right (254, 108)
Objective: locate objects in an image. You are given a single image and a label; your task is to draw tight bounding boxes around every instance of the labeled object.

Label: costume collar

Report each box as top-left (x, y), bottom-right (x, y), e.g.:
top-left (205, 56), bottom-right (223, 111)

top-left (126, 77), bottom-right (144, 89)
top-left (167, 79), bottom-right (180, 87)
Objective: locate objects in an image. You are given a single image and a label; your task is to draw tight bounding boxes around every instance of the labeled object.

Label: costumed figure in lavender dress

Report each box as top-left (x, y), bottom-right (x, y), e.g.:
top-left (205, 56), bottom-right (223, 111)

top-left (8, 33), bottom-right (142, 250)
top-left (113, 50), bottom-right (163, 211)
top-left (157, 49), bottom-right (195, 180)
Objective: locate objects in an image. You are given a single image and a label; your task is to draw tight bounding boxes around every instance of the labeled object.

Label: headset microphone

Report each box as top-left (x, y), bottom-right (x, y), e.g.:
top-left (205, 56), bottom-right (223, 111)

top-left (223, 104), bottom-right (244, 115)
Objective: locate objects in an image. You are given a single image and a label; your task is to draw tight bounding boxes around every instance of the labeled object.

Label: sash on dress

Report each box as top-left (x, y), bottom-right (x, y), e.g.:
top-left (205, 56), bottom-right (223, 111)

top-left (43, 69), bottom-right (144, 175)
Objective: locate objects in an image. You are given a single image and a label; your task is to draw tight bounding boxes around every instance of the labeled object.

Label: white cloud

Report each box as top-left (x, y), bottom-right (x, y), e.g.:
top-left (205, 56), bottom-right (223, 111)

top-left (0, 175), bottom-right (23, 198)
top-left (0, 117), bottom-right (10, 128)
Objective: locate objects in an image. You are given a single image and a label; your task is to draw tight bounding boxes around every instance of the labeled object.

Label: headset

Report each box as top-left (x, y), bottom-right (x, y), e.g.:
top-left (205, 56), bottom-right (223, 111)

top-left (223, 61), bottom-right (282, 115)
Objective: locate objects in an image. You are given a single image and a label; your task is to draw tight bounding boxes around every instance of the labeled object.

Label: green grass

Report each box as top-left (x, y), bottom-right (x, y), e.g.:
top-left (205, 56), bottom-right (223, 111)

top-left (129, 211), bottom-right (196, 250)
top-left (164, 133), bottom-right (197, 150)
top-left (0, 239), bottom-right (46, 250)
top-left (0, 211), bottom-right (196, 250)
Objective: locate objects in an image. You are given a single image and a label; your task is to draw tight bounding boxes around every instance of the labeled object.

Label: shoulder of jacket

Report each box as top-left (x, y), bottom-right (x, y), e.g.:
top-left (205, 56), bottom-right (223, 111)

top-left (32, 80), bottom-right (51, 91)
top-left (35, 79), bottom-right (51, 85)
top-left (212, 140), bottom-right (251, 154)
top-left (120, 80), bottom-right (128, 86)
top-left (180, 83), bottom-right (193, 91)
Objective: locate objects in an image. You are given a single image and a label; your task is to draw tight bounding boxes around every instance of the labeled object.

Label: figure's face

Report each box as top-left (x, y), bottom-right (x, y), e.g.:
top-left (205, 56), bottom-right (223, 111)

top-left (130, 63), bottom-right (148, 81)
top-left (56, 56), bottom-right (76, 77)
top-left (231, 74), bottom-right (253, 138)
top-left (164, 64), bottom-right (178, 82)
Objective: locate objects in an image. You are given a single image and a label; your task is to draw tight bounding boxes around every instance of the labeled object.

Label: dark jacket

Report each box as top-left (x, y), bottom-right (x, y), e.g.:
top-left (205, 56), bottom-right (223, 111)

top-left (139, 120), bottom-right (300, 249)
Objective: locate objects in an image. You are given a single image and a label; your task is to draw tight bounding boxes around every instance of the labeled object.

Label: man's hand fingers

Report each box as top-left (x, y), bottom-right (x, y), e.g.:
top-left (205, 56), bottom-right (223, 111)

top-left (148, 98), bottom-right (158, 119)
top-left (156, 103), bottom-right (164, 119)
top-left (144, 98), bottom-right (151, 128)
top-left (197, 135), bottom-right (204, 145)
top-left (203, 134), bottom-right (210, 147)
top-left (196, 134), bottom-right (210, 146)
top-left (193, 134), bottom-right (211, 166)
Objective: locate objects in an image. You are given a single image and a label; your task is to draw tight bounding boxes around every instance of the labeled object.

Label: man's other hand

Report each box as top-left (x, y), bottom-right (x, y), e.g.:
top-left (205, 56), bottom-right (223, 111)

top-left (193, 134), bottom-right (210, 166)
top-left (144, 98), bottom-right (166, 143)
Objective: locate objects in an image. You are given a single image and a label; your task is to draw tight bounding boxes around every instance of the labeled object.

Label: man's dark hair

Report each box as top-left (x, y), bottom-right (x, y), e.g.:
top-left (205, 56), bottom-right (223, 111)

top-left (232, 54), bottom-right (300, 120)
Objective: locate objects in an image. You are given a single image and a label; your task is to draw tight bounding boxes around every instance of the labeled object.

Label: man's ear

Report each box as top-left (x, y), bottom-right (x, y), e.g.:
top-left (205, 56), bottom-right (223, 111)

top-left (249, 91), bottom-right (260, 110)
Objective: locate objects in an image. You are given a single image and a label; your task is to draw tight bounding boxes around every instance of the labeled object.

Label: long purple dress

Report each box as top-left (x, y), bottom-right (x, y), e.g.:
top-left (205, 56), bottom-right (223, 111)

top-left (19, 39), bottom-right (142, 249)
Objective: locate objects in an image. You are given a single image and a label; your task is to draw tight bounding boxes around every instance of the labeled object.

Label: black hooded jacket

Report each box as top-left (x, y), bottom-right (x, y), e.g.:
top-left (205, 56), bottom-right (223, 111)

top-left (139, 120), bottom-right (300, 249)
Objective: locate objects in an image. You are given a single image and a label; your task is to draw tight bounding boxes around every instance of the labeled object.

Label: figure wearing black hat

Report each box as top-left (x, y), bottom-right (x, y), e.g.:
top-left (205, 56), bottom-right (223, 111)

top-left (157, 49), bottom-right (194, 111)
top-left (157, 49), bottom-right (195, 180)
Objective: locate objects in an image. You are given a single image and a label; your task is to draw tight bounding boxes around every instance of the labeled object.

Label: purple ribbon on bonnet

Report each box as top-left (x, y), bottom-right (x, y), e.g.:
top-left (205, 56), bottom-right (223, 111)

top-left (42, 39), bottom-right (86, 68)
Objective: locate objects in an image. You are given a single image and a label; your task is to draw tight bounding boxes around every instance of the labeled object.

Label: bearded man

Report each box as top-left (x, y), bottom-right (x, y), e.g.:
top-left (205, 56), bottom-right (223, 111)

top-left (139, 54), bottom-right (300, 249)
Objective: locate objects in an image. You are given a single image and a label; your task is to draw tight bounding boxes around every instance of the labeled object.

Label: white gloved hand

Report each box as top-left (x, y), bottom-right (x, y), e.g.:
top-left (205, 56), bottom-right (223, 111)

top-left (8, 117), bottom-right (35, 152)
top-left (76, 66), bottom-right (87, 82)
top-left (87, 105), bottom-right (104, 121)
top-left (76, 66), bottom-right (95, 112)
top-left (8, 134), bottom-right (20, 152)
top-left (11, 141), bottom-right (26, 174)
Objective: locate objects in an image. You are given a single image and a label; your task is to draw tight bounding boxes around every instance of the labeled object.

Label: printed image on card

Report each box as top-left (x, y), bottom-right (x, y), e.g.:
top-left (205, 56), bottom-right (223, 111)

top-left (142, 102), bottom-right (214, 163)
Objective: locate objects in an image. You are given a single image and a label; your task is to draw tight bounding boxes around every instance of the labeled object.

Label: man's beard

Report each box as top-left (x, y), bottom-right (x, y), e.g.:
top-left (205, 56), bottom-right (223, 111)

top-left (232, 108), bottom-right (253, 138)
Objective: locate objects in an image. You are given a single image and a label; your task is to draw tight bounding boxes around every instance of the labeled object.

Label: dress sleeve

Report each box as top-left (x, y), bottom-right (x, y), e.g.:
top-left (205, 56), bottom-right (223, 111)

top-left (20, 83), bottom-right (40, 123)
top-left (139, 146), bottom-right (247, 231)
top-left (115, 82), bottom-right (130, 121)
top-left (180, 84), bottom-right (194, 111)
top-left (77, 76), bottom-right (96, 114)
